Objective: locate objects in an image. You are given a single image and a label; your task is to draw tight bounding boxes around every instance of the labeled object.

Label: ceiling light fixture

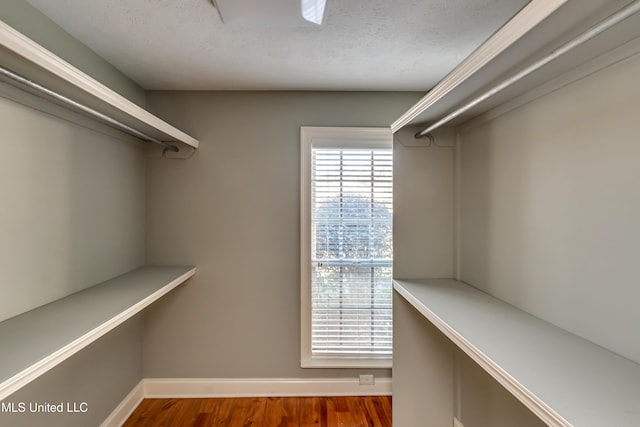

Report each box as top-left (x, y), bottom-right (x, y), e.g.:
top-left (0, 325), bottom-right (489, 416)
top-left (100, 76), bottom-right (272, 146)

top-left (301, 0), bottom-right (327, 25)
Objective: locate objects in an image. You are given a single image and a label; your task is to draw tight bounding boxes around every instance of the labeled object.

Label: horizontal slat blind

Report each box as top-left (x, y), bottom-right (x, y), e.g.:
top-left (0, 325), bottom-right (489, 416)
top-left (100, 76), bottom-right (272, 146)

top-left (311, 147), bottom-right (392, 357)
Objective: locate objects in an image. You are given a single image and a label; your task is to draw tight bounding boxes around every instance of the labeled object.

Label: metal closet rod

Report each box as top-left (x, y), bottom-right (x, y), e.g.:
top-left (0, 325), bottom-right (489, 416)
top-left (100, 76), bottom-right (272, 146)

top-left (415, 0), bottom-right (640, 139)
top-left (0, 64), bottom-right (179, 152)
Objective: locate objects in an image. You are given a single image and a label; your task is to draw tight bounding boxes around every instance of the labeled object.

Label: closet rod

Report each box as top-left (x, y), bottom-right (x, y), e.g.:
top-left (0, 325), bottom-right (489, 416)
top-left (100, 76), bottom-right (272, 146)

top-left (415, 0), bottom-right (640, 139)
top-left (0, 64), bottom-right (179, 152)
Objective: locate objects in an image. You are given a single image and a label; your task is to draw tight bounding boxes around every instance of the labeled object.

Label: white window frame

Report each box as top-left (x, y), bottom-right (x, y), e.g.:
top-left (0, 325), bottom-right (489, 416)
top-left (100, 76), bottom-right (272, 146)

top-left (300, 126), bottom-right (393, 369)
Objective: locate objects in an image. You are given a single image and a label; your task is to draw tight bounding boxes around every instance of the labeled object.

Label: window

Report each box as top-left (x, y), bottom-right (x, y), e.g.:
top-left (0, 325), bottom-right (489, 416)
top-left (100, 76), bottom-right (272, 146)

top-left (300, 127), bottom-right (393, 368)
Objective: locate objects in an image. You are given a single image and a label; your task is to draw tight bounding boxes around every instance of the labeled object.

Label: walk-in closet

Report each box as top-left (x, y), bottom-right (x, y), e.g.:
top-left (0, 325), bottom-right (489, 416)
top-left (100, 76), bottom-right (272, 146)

top-left (1, 0), bottom-right (639, 425)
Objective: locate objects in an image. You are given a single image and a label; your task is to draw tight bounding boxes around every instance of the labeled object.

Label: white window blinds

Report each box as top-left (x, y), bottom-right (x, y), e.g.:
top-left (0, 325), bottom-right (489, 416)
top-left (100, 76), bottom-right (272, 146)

top-left (310, 145), bottom-right (393, 359)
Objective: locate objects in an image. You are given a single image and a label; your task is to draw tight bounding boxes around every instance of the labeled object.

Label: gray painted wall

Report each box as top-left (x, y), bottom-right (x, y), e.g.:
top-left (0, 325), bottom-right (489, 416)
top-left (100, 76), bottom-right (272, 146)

top-left (393, 126), bottom-right (455, 280)
top-left (459, 53), bottom-right (640, 365)
top-left (143, 91), bottom-right (422, 379)
top-left (0, 318), bottom-right (142, 427)
top-left (0, 7), bottom-right (149, 425)
top-left (391, 126), bottom-right (458, 425)
top-left (393, 293), bottom-right (454, 426)
top-left (391, 40), bottom-right (640, 427)
top-left (455, 350), bottom-right (545, 427)
top-left (0, 88), bottom-right (146, 425)
top-left (0, 94), bottom-right (146, 323)
top-left (0, 0), bottom-right (146, 106)
top-left (454, 44), bottom-right (640, 426)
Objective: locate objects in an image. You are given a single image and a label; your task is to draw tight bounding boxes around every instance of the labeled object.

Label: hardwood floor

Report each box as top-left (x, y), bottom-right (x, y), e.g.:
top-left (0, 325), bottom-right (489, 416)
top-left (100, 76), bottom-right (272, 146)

top-left (123, 396), bottom-right (392, 426)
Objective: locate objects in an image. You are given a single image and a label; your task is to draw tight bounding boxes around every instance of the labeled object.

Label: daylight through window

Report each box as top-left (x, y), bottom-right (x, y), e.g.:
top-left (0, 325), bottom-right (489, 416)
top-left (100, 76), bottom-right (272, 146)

top-left (301, 127), bottom-right (392, 368)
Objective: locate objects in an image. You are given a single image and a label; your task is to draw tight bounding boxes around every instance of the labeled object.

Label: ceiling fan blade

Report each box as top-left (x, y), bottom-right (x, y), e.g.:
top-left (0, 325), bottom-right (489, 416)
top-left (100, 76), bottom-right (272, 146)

top-left (302, 0), bottom-right (327, 25)
top-left (210, 0), bottom-right (225, 23)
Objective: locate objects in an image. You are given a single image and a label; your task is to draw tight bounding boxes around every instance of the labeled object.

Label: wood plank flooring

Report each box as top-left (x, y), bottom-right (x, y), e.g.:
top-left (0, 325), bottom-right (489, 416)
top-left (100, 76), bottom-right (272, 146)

top-left (123, 396), bottom-right (392, 426)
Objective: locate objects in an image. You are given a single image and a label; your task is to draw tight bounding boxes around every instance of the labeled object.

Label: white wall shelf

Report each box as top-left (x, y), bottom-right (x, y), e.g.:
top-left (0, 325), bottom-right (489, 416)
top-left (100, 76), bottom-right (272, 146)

top-left (0, 266), bottom-right (195, 401)
top-left (0, 20), bottom-right (199, 149)
top-left (394, 279), bottom-right (640, 427)
top-left (392, 0), bottom-right (640, 133)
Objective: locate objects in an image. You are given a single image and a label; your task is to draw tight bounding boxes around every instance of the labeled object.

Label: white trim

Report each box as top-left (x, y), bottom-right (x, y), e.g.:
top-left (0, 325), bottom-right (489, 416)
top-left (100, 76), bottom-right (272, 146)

top-left (459, 34), bottom-right (640, 133)
top-left (100, 380), bottom-right (145, 427)
top-left (0, 20), bottom-right (198, 148)
top-left (393, 280), bottom-right (570, 427)
top-left (300, 127), bottom-right (393, 369)
top-left (300, 128), bottom-right (314, 367)
top-left (0, 81), bottom-right (141, 146)
top-left (143, 377), bottom-right (392, 398)
top-left (454, 130), bottom-right (462, 281)
top-left (391, 0), bottom-right (567, 133)
top-left (301, 357), bottom-right (392, 369)
top-left (301, 126), bottom-right (393, 149)
top-left (0, 266), bottom-right (196, 401)
top-left (102, 377), bottom-right (392, 424)
top-left (453, 417), bottom-right (465, 427)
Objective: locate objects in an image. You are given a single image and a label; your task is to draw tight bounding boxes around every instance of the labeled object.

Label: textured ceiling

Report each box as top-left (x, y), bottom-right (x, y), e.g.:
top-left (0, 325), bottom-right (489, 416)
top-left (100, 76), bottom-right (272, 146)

top-left (24, 0), bottom-right (529, 91)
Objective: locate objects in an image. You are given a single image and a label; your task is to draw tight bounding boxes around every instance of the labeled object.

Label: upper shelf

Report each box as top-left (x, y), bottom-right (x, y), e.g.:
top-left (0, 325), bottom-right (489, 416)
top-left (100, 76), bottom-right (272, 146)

top-left (0, 20), bottom-right (199, 149)
top-left (0, 265), bottom-right (196, 401)
top-left (394, 279), bottom-right (640, 427)
top-left (392, 0), bottom-right (640, 133)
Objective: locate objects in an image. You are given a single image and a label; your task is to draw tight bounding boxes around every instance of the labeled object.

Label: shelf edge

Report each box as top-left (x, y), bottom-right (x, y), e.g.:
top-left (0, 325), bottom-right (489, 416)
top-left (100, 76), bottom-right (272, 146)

top-left (0, 267), bottom-right (196, 402)
top-left (393, 280), bottom-right (570, 427)
top-left (391, 0), bottom-right (567, 133)
top-left (0, 20), bottom-right (199, 149)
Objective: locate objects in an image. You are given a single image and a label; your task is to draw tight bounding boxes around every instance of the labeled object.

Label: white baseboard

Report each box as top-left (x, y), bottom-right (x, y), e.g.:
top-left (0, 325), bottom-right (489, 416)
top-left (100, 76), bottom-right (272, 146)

top-left (143, 377), bottom-right (392, 398)
top-left (453, 416), bottom-right (465, 427)
top-left (100, 380), bottom-right (144, 427)
top-left (102, 377), bottom-right (391, 425)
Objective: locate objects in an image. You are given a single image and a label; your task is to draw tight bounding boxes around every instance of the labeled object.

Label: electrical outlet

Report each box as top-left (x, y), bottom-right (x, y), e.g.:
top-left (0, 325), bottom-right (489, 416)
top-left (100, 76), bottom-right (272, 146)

top-left (359, 374), bottom-right (375, 385)
top-left (453, 416), bottom-right (464, 427)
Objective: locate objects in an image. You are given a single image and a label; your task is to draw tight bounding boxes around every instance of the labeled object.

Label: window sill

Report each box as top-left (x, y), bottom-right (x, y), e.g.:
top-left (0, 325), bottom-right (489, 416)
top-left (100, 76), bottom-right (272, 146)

top-left (301, 356), bottom-right (392, 369)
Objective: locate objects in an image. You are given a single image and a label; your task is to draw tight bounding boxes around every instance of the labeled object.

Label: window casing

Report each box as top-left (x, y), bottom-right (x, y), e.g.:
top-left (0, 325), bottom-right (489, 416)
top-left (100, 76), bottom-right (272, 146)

top-left (300, 127), bottom-right (393, 368)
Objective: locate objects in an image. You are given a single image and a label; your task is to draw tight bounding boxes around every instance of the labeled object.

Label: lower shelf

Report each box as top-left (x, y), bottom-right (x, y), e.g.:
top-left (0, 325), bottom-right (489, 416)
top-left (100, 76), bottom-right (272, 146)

top-left (0, 265), bottom-right (195, 401)
top-left (394, 278), bottom-right (640, 427)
